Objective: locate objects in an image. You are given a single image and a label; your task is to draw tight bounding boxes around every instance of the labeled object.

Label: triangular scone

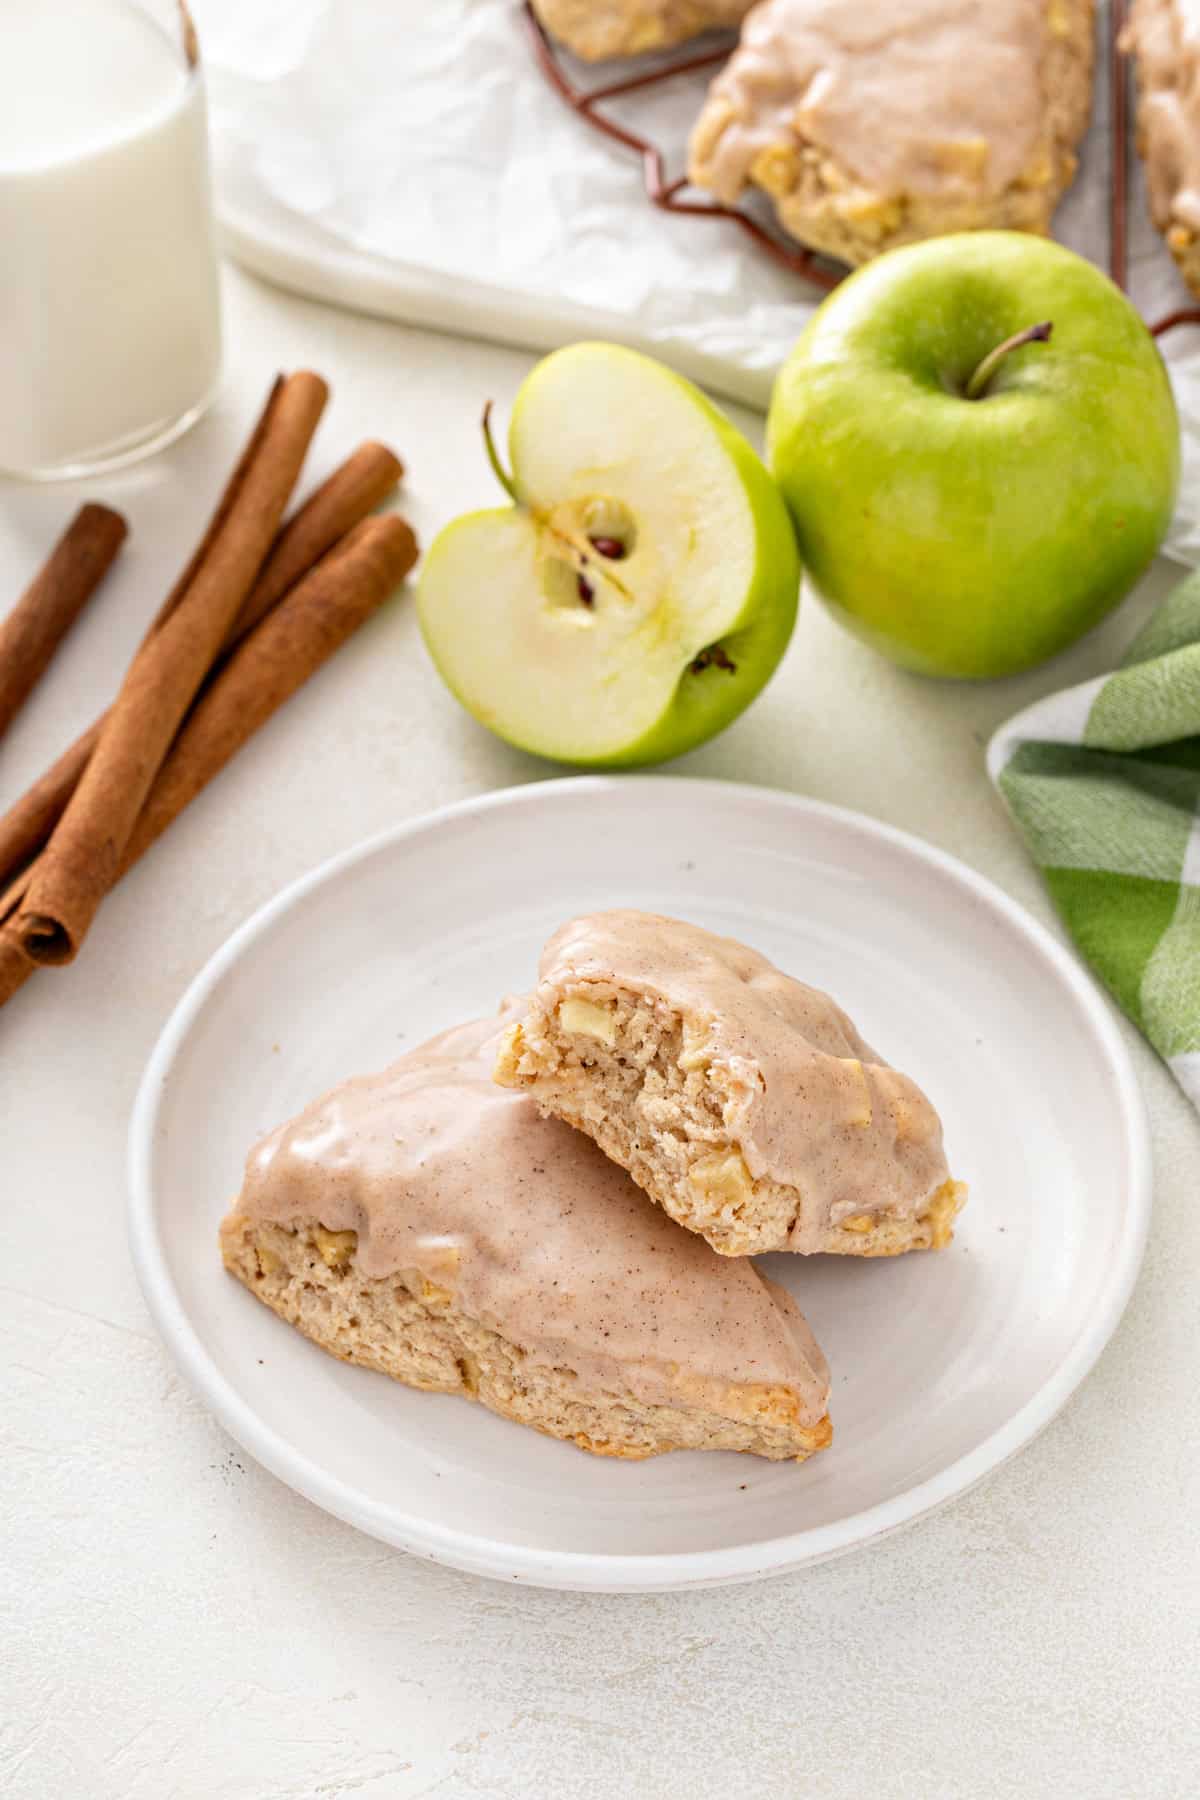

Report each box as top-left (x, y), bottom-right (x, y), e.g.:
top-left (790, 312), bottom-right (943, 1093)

top-left (1122, 0), bottom-right (1200, 298)
top-left (495, 913), bottom-right (966, 1259)
top-left (688, 0), bottom-right (1094, 267)
top-left (220, 1008), bottom-right (831, 1462)
top-left (533, 0), bottom-right (752, 62)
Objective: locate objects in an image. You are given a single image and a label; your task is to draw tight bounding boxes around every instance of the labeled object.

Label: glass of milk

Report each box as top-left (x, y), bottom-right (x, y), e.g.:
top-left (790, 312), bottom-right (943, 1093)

top-left (0, 1), bottom-right (223, 480)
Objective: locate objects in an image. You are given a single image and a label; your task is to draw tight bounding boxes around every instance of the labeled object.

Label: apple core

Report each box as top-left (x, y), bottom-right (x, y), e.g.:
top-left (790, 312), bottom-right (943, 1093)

top-left (419, 342), bottom-right (801, 764)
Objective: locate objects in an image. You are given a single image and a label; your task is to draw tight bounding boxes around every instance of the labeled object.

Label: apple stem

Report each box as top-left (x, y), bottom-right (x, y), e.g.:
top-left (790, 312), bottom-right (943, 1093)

top-left (965, 321), bottom-right (1053, 401)
top-left (481, 402), bottom-right (521, 503)
top-left (478, 410), bottom-right (638, 604)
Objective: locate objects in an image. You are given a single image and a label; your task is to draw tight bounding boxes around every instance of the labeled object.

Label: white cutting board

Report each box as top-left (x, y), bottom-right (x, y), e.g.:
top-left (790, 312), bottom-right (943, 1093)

top-left (196, 0), bottom-right (1200, 551)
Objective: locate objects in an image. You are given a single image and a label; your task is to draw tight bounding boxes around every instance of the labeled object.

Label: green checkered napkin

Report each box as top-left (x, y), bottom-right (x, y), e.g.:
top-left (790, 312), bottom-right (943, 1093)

top-left (988, 571), bottom-right (1200, 1110)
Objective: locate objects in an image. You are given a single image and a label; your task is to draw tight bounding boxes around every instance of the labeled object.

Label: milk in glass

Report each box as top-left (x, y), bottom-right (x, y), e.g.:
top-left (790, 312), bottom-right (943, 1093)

top-left (0, 0), bottom-right (222, 478)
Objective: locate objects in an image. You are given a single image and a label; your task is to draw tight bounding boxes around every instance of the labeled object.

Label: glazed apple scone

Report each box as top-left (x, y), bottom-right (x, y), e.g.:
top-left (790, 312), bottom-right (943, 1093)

top-left (688, 0), bottom-right (1095, 267)
top-left (1122, 0), bottom-right (1200, 297)
top-left (532, 0), bottom-right (752, 62)
top-left (221, 1008), bottom-right (832, 1462)
top-left (496, 913), bottom-right (966, 1259)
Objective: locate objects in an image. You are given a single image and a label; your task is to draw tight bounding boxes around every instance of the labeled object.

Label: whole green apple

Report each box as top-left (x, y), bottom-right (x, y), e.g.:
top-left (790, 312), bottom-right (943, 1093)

top-left (768, 232), bottom-right (1180, 679)
top-left (418, 342), bottom-right (800, 766)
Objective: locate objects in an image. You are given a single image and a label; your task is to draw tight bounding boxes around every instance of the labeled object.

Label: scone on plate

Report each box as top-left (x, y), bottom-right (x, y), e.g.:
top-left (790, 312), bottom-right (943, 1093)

top-left (220, 1007), bottom-right (832, 1462)
top-left (688, 0), bottom-right (1095, 266)
top-left (495, 912), bottom-right (965, 1259)
top-left (1122, 0), bottom-right (1200, 297)
top-left (532, 0), bottom-right (752, 62)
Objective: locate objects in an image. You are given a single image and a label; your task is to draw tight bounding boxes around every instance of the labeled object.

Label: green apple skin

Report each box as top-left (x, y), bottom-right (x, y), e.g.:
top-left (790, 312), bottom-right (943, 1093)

top-left (767, 232), bottom-right (1180, 679)
top-left (418, 343), bottom-right (800, 768)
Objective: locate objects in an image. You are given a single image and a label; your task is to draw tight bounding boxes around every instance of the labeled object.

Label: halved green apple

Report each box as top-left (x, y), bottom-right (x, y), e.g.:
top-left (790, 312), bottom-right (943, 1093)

top-left (417, 343), bottom-right (801, 767)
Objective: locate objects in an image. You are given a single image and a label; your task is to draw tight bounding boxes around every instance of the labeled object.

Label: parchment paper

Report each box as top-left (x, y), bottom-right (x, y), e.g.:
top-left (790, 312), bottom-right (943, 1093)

top-left (193, 0), bottom-right (1200, 561)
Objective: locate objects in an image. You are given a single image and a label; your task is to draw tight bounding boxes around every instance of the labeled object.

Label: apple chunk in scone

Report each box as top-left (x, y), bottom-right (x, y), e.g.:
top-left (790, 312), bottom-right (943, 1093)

top-left (417, 343), bottom-right (800, 767)
top-left (495, 910), bottom-right (966, 1258)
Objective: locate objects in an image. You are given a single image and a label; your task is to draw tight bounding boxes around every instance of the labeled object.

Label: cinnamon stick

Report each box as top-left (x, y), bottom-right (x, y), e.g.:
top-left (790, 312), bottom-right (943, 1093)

top-left (0, 936), bottom-right (32, 1007)
top-left (0, 514), bottom-right (417, 1012)
top-left (123, 515), bottom-right (418, 866)
top-left (0, 378), bottom-right (301, 863)
top-left (5, 372), bottom-right (329, 965)
top-left (0, 732), bottom-right (93, 895)
top-left (0, 442), bottom-right (403, 892)
top-left (227, 442), bottom-right (404, 644)
top-left (149, 375), bottom-right (289, 639)
top-left (0, 505), bottom-right (127, 743)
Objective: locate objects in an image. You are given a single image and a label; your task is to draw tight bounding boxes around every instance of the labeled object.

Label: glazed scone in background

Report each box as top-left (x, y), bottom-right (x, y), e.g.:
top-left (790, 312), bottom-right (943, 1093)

top-left (533, 0), bottom-right (752, 61)
top-left (496, 912), bottom-right (965, 1258)
top-left (221, 1009), bottom-right (832, 1462)
top-left (688, 0), bottom-right (1095, 266)
top-left (1122, 0), bottom-right (1200, 296)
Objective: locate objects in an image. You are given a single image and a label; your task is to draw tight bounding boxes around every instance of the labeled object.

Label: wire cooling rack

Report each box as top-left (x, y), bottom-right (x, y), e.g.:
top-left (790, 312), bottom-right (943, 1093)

top-left (522, 0), bottom-right (1200, 339)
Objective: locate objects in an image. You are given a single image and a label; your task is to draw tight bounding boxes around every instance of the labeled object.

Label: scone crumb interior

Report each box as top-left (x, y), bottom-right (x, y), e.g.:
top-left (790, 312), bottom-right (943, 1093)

top-left (496, 979), bottom-right (965, 1259)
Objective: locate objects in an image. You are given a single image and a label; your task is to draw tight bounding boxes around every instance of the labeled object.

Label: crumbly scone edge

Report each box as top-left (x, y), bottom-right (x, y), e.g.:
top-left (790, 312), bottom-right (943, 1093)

top-left (220, 1214), bottom-right (832, 1462)
top-left (495, 999), bottom-right (967, 1259)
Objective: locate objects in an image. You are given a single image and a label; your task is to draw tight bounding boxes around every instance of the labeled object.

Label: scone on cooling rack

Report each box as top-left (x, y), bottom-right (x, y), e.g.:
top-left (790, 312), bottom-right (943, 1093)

top-left (688, 0), bottom-right (1095, 266)
top-left (1122, 0), bottom-right (1200, 297)
top-left (495, 912), bottom-right (966, 1259)
top-left (532, 0), bottom-right (752, 62)
top-left (221, 1007), bottom-right (832, 1463)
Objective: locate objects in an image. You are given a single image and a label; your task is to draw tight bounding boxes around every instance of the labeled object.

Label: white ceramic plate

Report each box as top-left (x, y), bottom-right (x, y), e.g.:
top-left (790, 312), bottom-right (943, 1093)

top-left (129, 778), bottom-right (1151, 1592)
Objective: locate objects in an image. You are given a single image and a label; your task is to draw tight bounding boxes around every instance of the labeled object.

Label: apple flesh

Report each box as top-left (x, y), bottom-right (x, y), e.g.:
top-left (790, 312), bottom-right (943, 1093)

top-left (767, 232), bottom-right (1180, 680)
top-left (418, 343), bottom-right (800, 766)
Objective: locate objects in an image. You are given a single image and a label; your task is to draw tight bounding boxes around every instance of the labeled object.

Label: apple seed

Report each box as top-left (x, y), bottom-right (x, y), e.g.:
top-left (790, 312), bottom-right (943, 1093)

top-left (691, 643), bottom-right (737, 675)
top-left (589, 536), bottom-right (626, 561)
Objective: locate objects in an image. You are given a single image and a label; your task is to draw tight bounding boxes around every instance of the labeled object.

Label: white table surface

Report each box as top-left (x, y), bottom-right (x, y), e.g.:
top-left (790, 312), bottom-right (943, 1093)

top-left (2, 265), bottom-right (1197, 1800)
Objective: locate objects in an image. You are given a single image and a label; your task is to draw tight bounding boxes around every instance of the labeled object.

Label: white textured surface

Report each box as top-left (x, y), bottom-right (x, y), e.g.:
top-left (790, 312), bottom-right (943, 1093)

top-left (1, 266), bottom-right (1198, 1797)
